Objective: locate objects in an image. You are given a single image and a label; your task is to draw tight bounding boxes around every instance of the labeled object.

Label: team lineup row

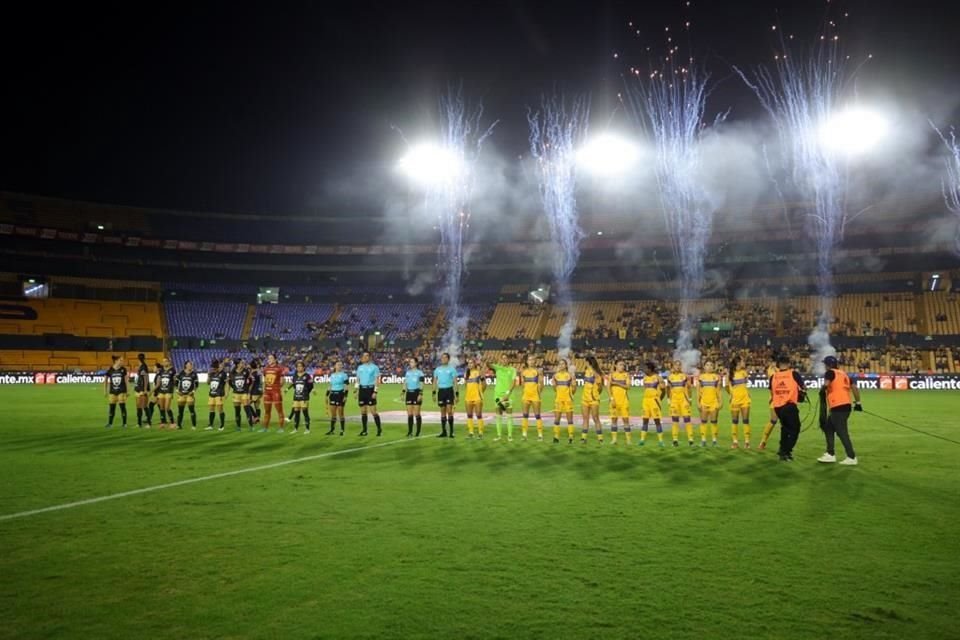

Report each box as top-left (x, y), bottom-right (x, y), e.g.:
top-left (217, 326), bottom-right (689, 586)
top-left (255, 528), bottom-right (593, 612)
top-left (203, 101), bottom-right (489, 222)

top-left (99, 350), bottom-right (863, 464)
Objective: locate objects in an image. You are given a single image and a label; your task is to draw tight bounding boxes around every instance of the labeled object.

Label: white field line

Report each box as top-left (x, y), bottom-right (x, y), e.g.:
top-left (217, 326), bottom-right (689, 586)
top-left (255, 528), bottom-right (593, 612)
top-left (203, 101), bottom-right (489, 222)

top-left (0, 437), bottom-right (419, 523)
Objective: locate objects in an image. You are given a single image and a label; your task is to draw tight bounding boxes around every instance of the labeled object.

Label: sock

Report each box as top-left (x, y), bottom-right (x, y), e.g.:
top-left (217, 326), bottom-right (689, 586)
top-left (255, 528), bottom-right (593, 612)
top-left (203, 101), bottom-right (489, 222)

top-left (147, 403), bottom-right (155, 422)
top-left (209, 411), bottom-right (216, 427)
top-left (640, 424), bottom-right (648, 441)
top-left (288, 408), bottom-right (295, 420)
top-left (303, 409), bottom-right (310, 429)
top-left (361, 414), bottom-right (368, 432)
top-left (188, 406), bottom-right (196, 427)
top-left (136, 407), bottom-right (143, 426)
top-left (467, 418), bottom-right (474, 435)
top-left (331, 418), bottom-right (338, 433)
top-left (447, 416), bottom-right (453, 436)
top-left (477, 418), bottom-right (484, 436)
top-left (234, 405), bottom-right (242, 427)
top-left (441, 416), bottom-right (448, 433)
top-left (699, 423), bottom-right (708, 441)
top-left (415, 415), bottom-right (422, 436)
top-left (506, 416), bottom-right (513, 438)
top-left (567, 424), bottom-right (575, 440)
top-left (340, 418), bottom-right (346, 432)
top-left (107, 404), bottom-right (116, 425)
top-left (553, 424), bottom-right (561, 440)
top-left (293, 409), bottom-right (301, 429)
top-left (625, 423), bottom-right (632, 444)
top-left (177, 406), bottom-right (185, 427)
top-left (671, 422), bottom-right (679, 441)
top-left (244, 405), bottom-right (255, 426)
top-left (762, 421), bottom-right (776, 442)
top-left (119, 404), bottom-right (127, 426)
top-left (496, 415), bottom-right (502, 437)
top-left (711, 422), bottom-right (719, 441)
top-left (264, 404), bottom-right (273, 428)
top-left (731, 421), bottom-right (739, 442)
top-left (743, 421), bottom-right (751, 443)
top-left (684, 418), bottom-right (693, 442)
top-left (611, 425), bottom-right (618, 444)
top-left (407, 415), bottom-right (414, 435)
top-left (521, 416), bottom-right (529, 437)
top-left (536, 418), bottom-right (543, 438)
top-left (277, 401), bottom-right (286, 425)
top-left (219, 412), bottom-right (225, 428)
top-left (373, 414), bottom-right (381, 434)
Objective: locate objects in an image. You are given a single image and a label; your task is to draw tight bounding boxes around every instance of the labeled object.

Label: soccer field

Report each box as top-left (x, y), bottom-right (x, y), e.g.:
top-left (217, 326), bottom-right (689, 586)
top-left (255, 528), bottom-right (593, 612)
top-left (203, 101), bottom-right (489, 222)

top-left (1, 384), bottom-right (957, 640)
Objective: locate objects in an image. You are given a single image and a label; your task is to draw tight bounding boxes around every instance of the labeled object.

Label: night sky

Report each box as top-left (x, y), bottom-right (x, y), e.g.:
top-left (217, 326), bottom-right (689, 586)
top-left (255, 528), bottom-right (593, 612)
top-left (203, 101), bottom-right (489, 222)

top-left (1, 0), bottom-right (957, 216)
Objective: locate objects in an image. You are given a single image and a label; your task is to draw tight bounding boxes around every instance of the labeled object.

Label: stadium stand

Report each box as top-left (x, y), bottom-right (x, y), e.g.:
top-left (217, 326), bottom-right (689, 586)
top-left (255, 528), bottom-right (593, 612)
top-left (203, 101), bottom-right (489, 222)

top-left (0, 350), bottom-right (165, 372)
top-left (164, 301), bottom-right (247, 339)
top-left (0, 299), bottom-right (162, 338)
top-left (249, 303), bottom-right (336, 340)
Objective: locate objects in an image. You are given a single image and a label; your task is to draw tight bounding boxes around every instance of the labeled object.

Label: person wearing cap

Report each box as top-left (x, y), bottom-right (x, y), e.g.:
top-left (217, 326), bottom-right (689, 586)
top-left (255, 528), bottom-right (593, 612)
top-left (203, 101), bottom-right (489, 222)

top-left (769, 353), bottom-right (807, 461)
top-left (817, 355), bottom-right (862, 466)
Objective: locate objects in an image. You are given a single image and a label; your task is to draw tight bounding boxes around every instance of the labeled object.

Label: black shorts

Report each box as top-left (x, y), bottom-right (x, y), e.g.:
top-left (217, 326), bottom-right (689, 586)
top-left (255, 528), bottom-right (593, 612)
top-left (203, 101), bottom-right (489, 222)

top-left (328, 390), bottom-right (346, 407)
top-left (405, 390), bottom-right (423, 406)
top-left (358, 386), bottom-right (377, 407)
top-left (437, 388), bottom-right (455, 407)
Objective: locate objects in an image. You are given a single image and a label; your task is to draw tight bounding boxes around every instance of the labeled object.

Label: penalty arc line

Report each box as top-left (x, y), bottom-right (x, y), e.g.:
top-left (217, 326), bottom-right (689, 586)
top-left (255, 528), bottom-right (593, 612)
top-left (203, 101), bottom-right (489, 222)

top-left (0, 436), bottom-right (420, 523)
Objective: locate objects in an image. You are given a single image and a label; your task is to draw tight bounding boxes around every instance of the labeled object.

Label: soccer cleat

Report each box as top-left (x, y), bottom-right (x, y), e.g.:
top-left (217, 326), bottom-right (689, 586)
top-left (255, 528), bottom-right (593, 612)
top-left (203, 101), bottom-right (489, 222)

top-left (758, 441), bottom-right (767, 451)
top-left (658, 441), bottom-right (665, 448)
top-left (104, 424), bottom-right (112, 429)
top-left (259, 428), bottom-right (268, 433)
top-left (700, 440), bottom-right (707, 448)
top-left (205, 426), bottom-right (215, 431)
top-left (712, 440), bottom-right (718, 447)
top-left (339, 431), bottom-right (344, 436)
top-left (638, 440), bottom-right (645, 446)
top-left (537, 436), bottom-right (544, 442)
top-left (191, 426), bottom-right (197, 431)
top-left (817, 453), bottom-right (837, 463)
top-left (359, 431), bottom-right (368, 437)
top-left (778, 454), bottom-right (791, 462)
top-left (744, 442), bottom-right (751, 449)
top-left (839, 457), bottom-right (858, 466)
top-left (438, 432), bottom-right (448, 438)
top-left (218, 426), bottom-right (224, 432)
top-left (672, 440), bottom-right (679, 447)
top-left (326, 429), bottom-right (335, 435)
top-left (507, 437), bottom-right (513, 442)
top-left (493, 436), bottom-right (501, 442)
top-left (581, 438), bottom-right (587, 444)
top-left (289, 429), bottom-right (298, 434)
top-left (689, 440), bottom-right (695, 447)
top-left (731, 441), bottom-right (740, 449)
top-left (304, 429), bottom-right (311, 435)
top-left (467, 433), bottom-right (474, 439)
top-left (568, 438), bottom-right (573, 444)
top-left (553, 437), bottom-right (560, 444)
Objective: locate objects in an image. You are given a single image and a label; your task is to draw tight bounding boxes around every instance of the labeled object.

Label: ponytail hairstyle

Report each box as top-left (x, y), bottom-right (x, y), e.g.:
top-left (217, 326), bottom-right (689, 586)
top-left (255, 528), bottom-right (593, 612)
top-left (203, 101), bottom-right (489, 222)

top-left (729, 358), bottom-right (739, 382)
top-left (586, 354), bottom-right (603, 377)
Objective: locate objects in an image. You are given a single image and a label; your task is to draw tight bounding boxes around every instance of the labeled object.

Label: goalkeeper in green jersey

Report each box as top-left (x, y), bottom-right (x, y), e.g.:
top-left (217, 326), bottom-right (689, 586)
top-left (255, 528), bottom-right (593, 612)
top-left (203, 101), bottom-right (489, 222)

top-left (489, 353), bottom-right (518, 442)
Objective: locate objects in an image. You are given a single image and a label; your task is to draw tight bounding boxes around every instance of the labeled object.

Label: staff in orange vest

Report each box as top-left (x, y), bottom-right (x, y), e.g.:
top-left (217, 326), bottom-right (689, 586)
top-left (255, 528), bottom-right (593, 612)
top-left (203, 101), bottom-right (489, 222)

top-left (769, 353), bottom-right (807, 462)
top-left (817, 356), bottom-right (862, 466)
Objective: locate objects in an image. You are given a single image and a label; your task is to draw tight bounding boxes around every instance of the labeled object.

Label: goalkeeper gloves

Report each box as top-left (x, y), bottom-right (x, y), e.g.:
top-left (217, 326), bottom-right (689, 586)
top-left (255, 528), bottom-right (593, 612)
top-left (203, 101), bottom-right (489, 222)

top-left (854, 402), bottom-right (863, 412)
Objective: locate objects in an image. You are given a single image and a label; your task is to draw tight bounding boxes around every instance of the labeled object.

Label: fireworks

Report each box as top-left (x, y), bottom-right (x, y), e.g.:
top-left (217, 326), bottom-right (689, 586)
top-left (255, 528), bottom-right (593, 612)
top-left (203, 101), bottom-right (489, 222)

top-left (734, 23), bottom-right (876, 374)
top-left (933, 125), bottom-right (960, 252)
top-left (624, 55), bottom-right (720, 373)
top-left (527, 94), bottom-right (590, 358)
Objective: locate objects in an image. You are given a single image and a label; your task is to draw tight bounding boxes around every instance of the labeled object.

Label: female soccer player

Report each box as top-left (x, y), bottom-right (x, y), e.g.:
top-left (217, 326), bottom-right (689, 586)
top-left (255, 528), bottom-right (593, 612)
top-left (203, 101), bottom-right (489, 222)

top-left (519, 354), bottom-right (544, 441)
top-left (667, 360), bottom-right (693, 446)
top-left (229, 359), bottom-right (253, 430)
top-left (104, 355), bottom-right (128, 428)
top-left (287, 360), bottom-right (313, 433)
top-left (154, 358), bottom-right (175, 429)
top-left (696, 361), bottom-right (722, 447)
top-left (726, 356), bottom-right (752, 448)
top-left (759, 359), bottom-right (779, 450)
top-left (133, 353), bottom-right (150, 428)
top-left (608, 360), bottom-right (632, 445)
top-left (639, 361), bottom-right (665, 446)
top-left (433, 352), bottom-right (458, 438)
top-left (580, 355), bottom-right (604, 444)
top-left (175, 360), bottom-right (199, 429)
top-left (327, 360), bottom-right (349, 435)
top-left (261, 354), bottom-right (287, 431)
top-left (402, 357), bottom-right (424, 437)
top-left (248, 358), bottom-right (263, 426)
top-left (206, 359), bottom-right (228, 431)
top-left (552, 358), bottom-right (576, 444)
top-left (464, 356), bottom-right (486, 439)
top-left (490, 353), bottom-right (517, 442)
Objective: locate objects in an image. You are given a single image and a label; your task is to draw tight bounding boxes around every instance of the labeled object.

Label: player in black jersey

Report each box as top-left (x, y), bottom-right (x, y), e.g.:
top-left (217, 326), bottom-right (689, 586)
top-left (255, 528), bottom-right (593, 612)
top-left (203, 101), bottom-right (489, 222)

top-left (154, 358), bottom-right (176, 429)
top-left (249, 359), bottom-right (263, 424)
top-left (175, 360), bottom-right (199, 429)
top-left (286, 360), bottom-right (314, 434)
top-left (103, 355), bottom-right (128, 428)
top-left (133, 353), bottom-right (151, 428)
top-left (146, 362), bottom-right (162, 427)
top-left (229, 359), bottom-right (254, 431)
top-left (205, 359), bottom-right (228, 431)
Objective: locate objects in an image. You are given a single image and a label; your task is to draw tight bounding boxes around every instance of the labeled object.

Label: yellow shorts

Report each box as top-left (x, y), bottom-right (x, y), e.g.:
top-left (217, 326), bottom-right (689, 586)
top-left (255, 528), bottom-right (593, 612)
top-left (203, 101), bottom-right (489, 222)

top-left (108, 393), bottom-right (127, 403)
top-left (233, 393), bottom-right (249, 404)
top-left (609, 401), bottom-right (630, 419)
top-left (208, 396), bottom-right (224, 407)
top-left (699, 402), bottom-right (719, 414)
top-left (669, 398), bottom-right (691, 418)
top-left (730, 401), bottom-right (751, 412)
top-left (157, 393), bottom-right (172, 401)
top-left (642, 398), bottom-right (662, 419)
top-left (522, 393), bottom-right (541, 405)
top-left (554, 398), bottom-right (573, 413)
top-left (293, 400), bottom-right (309, 409)
top-left (465, 392), bottom-right (483, 404)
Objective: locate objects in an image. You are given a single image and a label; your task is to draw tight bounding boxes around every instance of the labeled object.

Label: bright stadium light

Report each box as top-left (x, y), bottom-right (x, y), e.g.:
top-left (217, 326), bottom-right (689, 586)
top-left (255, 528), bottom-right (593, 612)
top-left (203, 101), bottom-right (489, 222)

top-left (576, 133), bottom-right (641, 176)
top-left (817, 107), bottom-right (890, 157)
top-left (397, 142), bottom-right (463, 188)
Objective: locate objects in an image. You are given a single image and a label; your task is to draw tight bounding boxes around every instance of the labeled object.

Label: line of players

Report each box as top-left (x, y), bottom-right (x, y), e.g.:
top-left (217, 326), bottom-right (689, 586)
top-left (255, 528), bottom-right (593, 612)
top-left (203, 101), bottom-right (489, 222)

top-left (104, 350), bottom-right (858, 460)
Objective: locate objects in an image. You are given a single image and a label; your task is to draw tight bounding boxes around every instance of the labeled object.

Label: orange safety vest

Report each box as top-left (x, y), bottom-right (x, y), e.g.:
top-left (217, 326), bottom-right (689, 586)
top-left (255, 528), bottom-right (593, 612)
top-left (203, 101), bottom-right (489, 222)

top-left (771, 369), bottom-right (799, 408)
top-left (826, 368), bottom-right (852, 409)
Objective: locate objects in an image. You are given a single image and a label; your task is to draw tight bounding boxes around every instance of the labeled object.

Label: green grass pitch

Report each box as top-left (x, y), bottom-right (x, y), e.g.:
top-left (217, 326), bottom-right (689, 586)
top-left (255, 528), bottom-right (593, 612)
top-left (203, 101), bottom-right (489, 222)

top-left (1, 383), bottom-right (958, 639)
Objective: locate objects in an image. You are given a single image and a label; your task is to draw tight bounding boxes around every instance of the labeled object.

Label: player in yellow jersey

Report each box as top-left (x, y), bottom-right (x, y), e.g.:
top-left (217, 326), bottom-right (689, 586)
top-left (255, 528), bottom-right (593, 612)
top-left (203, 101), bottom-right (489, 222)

top-left (725, 356), bottom-right (752, 448)
top-left (520, 354), bottom-right (544, 441)
top-left (759, 359), bottom-right (780, 450)
top-left (580, 355), bottom-right (604, 443)
top-left (552, 359), bottom-right (577, 444)
top-left (639, 361), bottom-right (666, 446)
top-left (696, 361), bottom-right (722, 447)
top-left (608, 361), bottom-right (633, 445)
top-left (667, 360), bottom-right (694, 446)
top-left (464, 356), bottom-right (486, 439)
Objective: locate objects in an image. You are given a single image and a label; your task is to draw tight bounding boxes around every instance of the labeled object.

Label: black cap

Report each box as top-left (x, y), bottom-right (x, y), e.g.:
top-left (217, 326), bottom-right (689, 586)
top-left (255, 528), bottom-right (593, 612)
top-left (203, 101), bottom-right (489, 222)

top-left (776, 353), bottom-right (792, 365)
top-left (822, 355), bottom-right (838, 368)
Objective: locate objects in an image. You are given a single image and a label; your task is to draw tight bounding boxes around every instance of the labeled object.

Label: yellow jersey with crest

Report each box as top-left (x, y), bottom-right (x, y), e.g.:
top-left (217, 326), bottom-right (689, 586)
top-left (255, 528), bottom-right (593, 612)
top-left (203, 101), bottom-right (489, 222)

top-left (698, 372), bottom-right (721, 410)
top-left (581, 366), bottom-right (600, 407)
top-left (553, 371), bottom-right (574, 413)
top-left (667, 372), bottom-right (691, 417)
top-left (609, 371), bottom-right (630, 418)
top-left (729, 368), bottom-right (751, 409)
top-left (465, 368), bottom-right (483, 403)
top-left (521, 367), bottom-right (541, 403)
